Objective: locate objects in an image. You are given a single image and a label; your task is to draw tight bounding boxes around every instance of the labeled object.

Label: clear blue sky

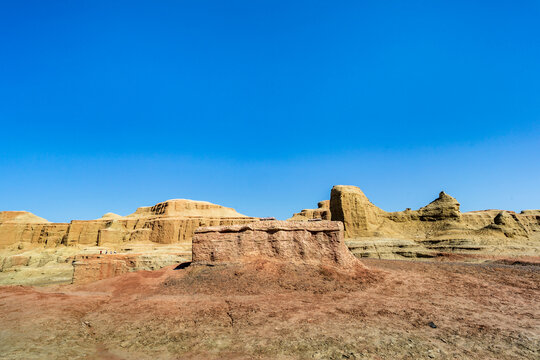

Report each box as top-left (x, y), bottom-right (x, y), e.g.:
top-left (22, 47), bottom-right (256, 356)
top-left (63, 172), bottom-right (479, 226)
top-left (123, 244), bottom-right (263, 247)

top-left (1, 1), bottom-right (539, 222)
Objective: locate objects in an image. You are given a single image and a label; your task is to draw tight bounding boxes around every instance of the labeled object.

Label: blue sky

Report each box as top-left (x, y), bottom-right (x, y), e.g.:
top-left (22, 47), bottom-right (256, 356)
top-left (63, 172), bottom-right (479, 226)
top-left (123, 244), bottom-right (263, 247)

top-left (1, 1), bottom-right (539, 222)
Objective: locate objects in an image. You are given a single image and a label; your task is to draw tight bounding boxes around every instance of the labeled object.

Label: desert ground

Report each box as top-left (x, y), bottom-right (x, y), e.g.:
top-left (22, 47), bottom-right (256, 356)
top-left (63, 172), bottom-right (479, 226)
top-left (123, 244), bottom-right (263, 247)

top-left (1, 256), bottom-right (538, 360)
top-left (1, 187), bottom-right (539, 359)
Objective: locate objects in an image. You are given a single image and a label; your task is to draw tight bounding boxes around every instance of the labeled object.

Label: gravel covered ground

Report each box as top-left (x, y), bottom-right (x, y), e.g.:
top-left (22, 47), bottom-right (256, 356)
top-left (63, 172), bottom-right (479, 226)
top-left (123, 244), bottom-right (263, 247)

top-left (0, 258), bottom-right (538, 359)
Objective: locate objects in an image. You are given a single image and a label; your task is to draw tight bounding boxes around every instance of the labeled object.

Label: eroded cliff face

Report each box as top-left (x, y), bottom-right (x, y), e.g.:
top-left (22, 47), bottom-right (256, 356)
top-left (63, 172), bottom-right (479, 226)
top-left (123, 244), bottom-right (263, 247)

top-left (288, 201), bottom-right (331, 221)
top-left (192, 220), bottom-right (363, 269)
top-left (0, 200), bottom-right (256, 285)
top-left (0, 211), bottom-right (69, 248)
top-left (326, 185), bottom-right (540, 241)
top-left (0, 200), bottom-right (258, 249)
top-left (289, 185), bottom-right (540, 258)
top-left (71, 252), bottom-right (189, 285)
top-left (329, 186), bottom-right (386, 238)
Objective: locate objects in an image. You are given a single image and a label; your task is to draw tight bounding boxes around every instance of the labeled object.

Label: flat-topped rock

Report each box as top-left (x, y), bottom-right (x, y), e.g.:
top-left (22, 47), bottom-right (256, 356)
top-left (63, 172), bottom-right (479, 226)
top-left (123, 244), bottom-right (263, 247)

top-left (192, 220), bottom-right (363, 269)
top-left (0, 199), bottom-right (258, 249)
top-left (196, 220), bottom-right (343, 233)
top-left (127, 199), bottom-right (248, 218)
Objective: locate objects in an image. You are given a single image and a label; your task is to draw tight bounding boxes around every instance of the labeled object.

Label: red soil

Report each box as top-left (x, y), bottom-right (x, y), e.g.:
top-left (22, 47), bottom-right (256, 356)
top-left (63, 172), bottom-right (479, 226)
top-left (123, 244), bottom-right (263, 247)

top-left (0, 258), bottom-right (538, 359)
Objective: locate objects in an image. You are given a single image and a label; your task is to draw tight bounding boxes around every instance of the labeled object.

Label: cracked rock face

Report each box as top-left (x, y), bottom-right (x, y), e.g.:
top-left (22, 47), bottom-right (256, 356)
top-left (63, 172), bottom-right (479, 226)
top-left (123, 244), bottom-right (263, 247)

top-left (0, 199), bottom-right (258, 249)
top-left (329, 185), bottom-right (386, 238)
top-left (192, 220), bottom-right (364, 269)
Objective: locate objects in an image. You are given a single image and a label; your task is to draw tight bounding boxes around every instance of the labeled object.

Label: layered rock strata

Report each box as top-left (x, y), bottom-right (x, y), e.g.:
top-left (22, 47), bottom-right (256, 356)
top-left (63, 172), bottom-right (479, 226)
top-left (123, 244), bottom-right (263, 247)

top-left (288, 201), bottom-right (331, 220)
top-left (192, 220), bottom-right (363, 268)
top-left (325, 185), bottom-right (540, 258)
top-left (0, 200), bottom-right (258, 249)
top-left (287, 185), bottom-right (539, 258)
top-left (327, 185), bottom-right (540, 241)
top-left (72, 255), bottom-right (131, 285)
top-left (71, 252), bottom-right (189, 285)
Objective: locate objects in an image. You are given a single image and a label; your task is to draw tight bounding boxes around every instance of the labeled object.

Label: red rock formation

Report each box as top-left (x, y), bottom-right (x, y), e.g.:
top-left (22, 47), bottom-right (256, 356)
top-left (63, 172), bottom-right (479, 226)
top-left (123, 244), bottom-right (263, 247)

top-left (71, 252), bottom-right (189, 284)
top-left (192, 220), bottom-right (363, 269)
top-left (72, 255), bottom-right (132, 285)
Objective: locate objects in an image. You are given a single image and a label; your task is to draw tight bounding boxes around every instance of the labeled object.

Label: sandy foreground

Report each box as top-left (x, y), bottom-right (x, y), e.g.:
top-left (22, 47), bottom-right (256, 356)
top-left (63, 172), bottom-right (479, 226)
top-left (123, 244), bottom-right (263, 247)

top-left (0, 258), bottom-right (538, 360)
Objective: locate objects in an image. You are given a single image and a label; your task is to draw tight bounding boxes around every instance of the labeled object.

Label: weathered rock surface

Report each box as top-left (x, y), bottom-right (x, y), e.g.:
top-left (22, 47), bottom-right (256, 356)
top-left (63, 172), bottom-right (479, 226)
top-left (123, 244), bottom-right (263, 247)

top-left (288, 200), bottom-right (331, 220)
top-left (329, 185), bottom-right (386, 238)
top-left (72, 255), bottom-right (130, 285)
top-left (0, 199), bottom-right (258, 249)
top-left (416, 191), bottom-right (461, 221)
top-left (71, 252), bottom-right (189, 284)
top-left (322, 185), bottom-right (540, 258)
top-left (99, 212), bottom-right (123, 220)
top-left (0, 199), bottom-right (255, 285)
top-left (346, 238), bottom-right (438, 260)
top-left (0, 243), bottom-right (191, 286)
top-left (193, 220), bottom-right (363, 269)
top-left (0, 211), bottom-right (49, 223)
top-left (0, 211), bottom-right (68, 248)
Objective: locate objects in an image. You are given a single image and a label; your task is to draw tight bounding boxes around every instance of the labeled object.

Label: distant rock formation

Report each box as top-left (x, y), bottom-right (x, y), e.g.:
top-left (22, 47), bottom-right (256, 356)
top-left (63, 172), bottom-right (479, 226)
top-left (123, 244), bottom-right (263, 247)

top-left (326, 185), bottom-right (540, 242)
top-left (72, 255), bottom-right (130, 285)
top-left (288, 200), bottom-right (331, 220)
top-left (2, 187), bottom-right (539, 270)
top-left (286, 185), bottom-right (540, 259)
top-left (192, 220), bottom-right (363, 269)
top-left (71, 252), bottom-right (188, 285)
top-left (416, 191), bottom-right (461, 221)
top-left (0, 199), bottom-right (258, 249)
top-left (521, 210), bottom-right (540, 215)
top-left (0, 211), bottom-right (68, 248)
top-left (98, 213), bottom-right (123, 220)
top-left (330, 186), bottom-right (386, 238)
top-left (0, 211), bottom-right (49, 224)
top-left (129, 199), bottom-right (247, 218)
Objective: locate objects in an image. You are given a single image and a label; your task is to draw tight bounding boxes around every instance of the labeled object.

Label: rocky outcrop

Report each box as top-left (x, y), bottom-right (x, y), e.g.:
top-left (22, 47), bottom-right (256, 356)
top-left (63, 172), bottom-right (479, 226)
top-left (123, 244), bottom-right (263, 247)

top-left (0, 200), bottom-right (258, 249)
top-left (0, 199), bottom-right (256, 285)
top-left (99, 213), bottom-right (123, 220)
top-left (0, 222), bottom-right (70, 248)
top-left (321, 185), bottom-right (540, 257)
top-left (72, 255), bottom-right (130, 285)
top-left (521, 210), bottom-right (540, 215)
top-left (416, 192), bottom-right (461, 221)
top-left (0, 211), bottom-right (66, 248)
top-left (0, 211), bottom-right (49, 223)
top-left (71, 252), bottom-right (189, 285)
top-left (288, 200), bottom-right (331, 220)
top-left (329, 186), bottom-right (386, 238)
top-left (129, 199), bottom-right (247, 218)
top-left (192, 220), bottom-right (363, 269)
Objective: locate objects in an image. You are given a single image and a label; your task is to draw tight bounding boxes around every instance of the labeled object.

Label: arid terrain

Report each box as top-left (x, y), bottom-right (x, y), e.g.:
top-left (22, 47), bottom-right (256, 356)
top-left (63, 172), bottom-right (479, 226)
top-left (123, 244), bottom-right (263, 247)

top-left (1, 257), bottom-right (538, 359)
top-left (0, 185), bottom-right (539, 359)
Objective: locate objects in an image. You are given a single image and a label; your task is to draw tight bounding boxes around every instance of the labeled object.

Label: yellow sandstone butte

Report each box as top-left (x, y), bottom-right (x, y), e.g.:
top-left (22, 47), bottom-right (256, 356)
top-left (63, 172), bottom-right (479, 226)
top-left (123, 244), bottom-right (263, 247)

top-left (290, 185), bottom-right (540, 258)
top-left (0, 199), bottom-right (258, 249)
